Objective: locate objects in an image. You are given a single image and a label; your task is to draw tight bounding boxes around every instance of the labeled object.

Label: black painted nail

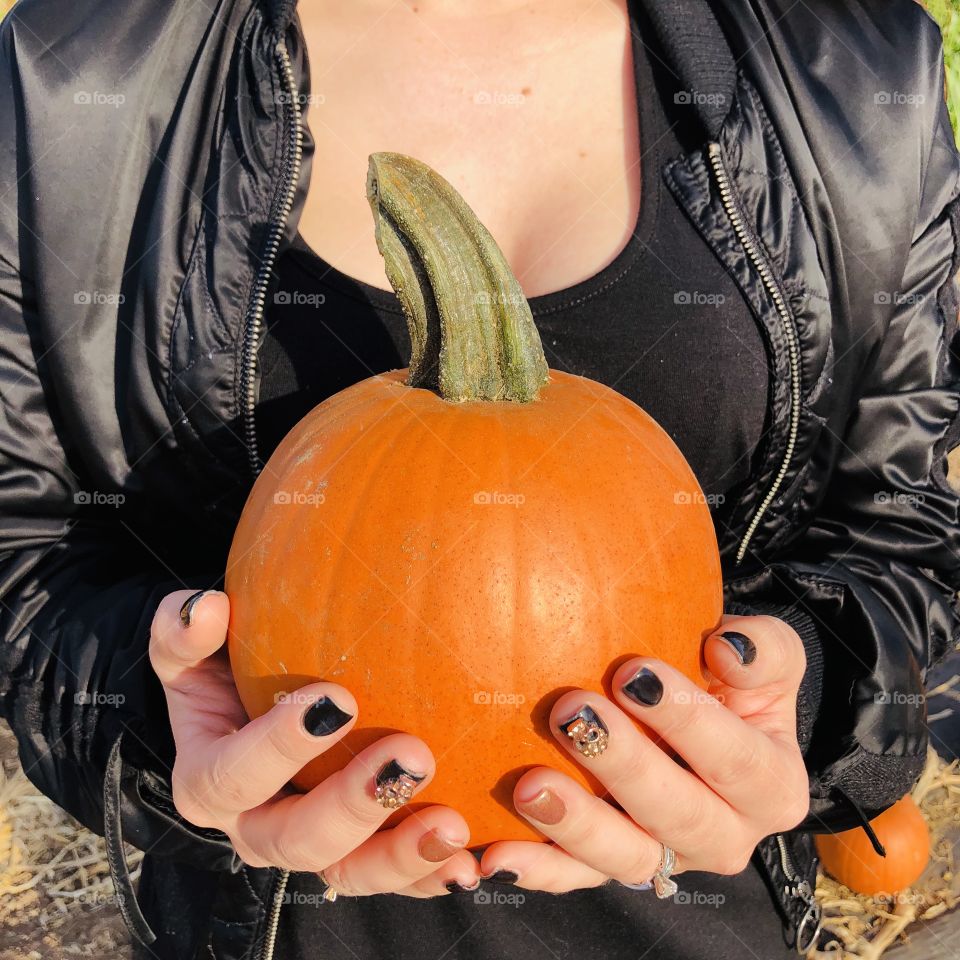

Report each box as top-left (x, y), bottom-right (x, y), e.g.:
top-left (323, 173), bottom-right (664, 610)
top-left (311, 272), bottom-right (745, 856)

top-left (621, 667), bottom-right (663, 707)
top-left (445, 880), bottom-right (481, 894)
top-left (179, 590), bottom-right (217, 628)
top-left (719, 631), bottom-right (757, 665)
top-left (557, 704), bottom-right (609, 758)
top-left (483, 869), bottom-right (519, 885)
top-left (303, 697), bottom-right (353, 737)
top-left (374, 759), bottom-right (427, 808)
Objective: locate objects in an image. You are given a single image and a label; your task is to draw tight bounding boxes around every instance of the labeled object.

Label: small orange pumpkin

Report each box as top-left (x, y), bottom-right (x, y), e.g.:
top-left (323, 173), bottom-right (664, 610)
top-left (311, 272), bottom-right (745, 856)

top-left (815, 795), bottom-right (930, 896)
top-left (226, 153), bottom-right (723, 844)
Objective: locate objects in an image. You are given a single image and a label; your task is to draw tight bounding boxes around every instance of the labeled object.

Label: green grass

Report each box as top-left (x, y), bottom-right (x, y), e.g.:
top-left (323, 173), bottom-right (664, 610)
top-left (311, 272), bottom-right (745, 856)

top-left (926, 0), bottom-right (960, 142)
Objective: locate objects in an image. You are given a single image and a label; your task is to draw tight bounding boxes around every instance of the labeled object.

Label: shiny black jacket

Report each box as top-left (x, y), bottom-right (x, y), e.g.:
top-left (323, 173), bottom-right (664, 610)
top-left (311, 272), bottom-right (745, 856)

top-left (1, 0), bottom-right (959, 957)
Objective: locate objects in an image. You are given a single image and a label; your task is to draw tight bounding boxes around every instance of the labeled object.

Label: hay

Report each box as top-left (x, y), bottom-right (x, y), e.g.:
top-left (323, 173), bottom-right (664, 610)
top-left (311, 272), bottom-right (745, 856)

top-left (808, 747), bottom-right (960, 959)
top-left (0, 725), bottom-right (136, 958)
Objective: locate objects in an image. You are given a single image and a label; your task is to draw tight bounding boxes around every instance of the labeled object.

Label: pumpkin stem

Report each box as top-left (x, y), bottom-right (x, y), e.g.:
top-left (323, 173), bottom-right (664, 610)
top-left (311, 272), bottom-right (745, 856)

top-left (366, 152), bottom-right (549, 402)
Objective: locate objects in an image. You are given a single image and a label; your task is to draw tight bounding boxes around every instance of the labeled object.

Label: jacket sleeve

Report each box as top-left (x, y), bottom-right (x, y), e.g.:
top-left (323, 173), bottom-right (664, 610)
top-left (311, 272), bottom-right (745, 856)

top-left (728, 61), bottom-right (960, 831)
top-left (0, 17), bottom-right (235, 872)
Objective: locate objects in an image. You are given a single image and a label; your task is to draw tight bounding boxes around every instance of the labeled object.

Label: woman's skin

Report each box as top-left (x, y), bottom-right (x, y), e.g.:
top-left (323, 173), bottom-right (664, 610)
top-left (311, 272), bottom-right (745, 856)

top-left (151, 594), bottom-right (808, 897)
top-left (150, 0), bottom-right (810, 898)
top-left (295, 0), bottom-right (642, 298)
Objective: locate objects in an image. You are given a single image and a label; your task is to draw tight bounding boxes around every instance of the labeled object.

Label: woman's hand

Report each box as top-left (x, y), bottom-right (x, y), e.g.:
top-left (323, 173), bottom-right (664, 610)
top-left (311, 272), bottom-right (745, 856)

top-left (149, 589), bottom-right (480, 897)
top-left (478, 615), bottom-right (809, 891)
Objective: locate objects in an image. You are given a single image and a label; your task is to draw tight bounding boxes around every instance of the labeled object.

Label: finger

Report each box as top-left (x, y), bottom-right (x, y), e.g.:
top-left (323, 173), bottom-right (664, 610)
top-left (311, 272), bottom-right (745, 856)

top-left (149, 589), bottom-right (230, 688)
top-left (399, 856), bottom-right (482, 898)
top-left (176, 682), bottom-right (358, 820)
top-left (607, 664), bottom-right (800, 827)
top-left (235, 733), bottom-right (435, 872)
top-left (702, 616), bottom-right (807, 747)
top-left (548, 690), bottom-right (745, 870)
top-left (509, 767), bottom-right (674, 886)
top-left (703, 615), bottom-right (806, 694)
top-left (479, 840), bottom-right (608, 894)
top-left (323, 806), bottom-right (475, 896)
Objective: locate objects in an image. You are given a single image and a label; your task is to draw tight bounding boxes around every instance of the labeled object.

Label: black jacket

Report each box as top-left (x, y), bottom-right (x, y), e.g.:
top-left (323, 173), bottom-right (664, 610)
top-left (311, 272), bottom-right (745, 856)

top-left (1, 0), bottom-right (959, 957)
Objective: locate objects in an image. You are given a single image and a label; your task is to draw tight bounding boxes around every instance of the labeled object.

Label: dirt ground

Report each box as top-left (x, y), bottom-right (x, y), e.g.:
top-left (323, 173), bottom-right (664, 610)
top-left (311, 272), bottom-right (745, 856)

top-left (0, 722), bottom-right (133, 960)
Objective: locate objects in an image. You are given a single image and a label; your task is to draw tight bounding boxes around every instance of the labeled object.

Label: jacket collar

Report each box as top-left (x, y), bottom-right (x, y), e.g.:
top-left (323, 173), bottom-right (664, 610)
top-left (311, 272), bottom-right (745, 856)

top-left (265, 0), bottom-right (735, 140)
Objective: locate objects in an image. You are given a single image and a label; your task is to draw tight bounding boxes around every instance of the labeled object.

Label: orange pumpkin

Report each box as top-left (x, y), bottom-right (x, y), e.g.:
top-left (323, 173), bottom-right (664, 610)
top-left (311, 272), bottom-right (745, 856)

top-left (226, 153), bottom-right (723, 844)
top-left (815, 795), bottom-right (930, 896)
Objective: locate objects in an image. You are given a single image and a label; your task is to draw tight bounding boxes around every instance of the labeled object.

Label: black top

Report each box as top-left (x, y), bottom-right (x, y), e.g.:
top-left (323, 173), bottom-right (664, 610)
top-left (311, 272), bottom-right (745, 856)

top-left (254, 43), bottom-right (769, 518)
top-left (257, 10), bottom-right (778, 960)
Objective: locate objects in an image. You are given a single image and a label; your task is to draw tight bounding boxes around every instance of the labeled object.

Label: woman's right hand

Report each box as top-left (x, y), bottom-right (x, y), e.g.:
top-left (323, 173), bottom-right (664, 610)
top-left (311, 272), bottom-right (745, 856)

top-left (148, 588), bottom-right (480, 897)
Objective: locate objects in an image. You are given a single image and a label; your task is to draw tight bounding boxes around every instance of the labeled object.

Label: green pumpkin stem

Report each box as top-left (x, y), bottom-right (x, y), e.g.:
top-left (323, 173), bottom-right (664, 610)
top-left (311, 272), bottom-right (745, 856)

top-left (366, 152), bottom-right (548, 402)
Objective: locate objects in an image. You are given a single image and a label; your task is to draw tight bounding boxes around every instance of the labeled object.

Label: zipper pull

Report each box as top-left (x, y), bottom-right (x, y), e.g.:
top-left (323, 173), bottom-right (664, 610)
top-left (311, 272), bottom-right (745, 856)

top-left (775, 833), bottom-right (822, 954)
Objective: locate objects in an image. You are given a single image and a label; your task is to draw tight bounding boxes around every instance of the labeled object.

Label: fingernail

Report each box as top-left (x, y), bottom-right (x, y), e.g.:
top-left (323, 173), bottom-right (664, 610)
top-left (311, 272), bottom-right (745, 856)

top-left (179, 589), bottom-right (218, 628)
top-left (621, 667), bottom-right (663, 707)
top-left (516, 787), bottom-right (566, 825)
top-left (418, 829), bottom-right (465, 862)
top-left (302, 696), bottom-right (353, 737)
top-left (719, 631), bottom-right (757, 665)
top-left (374, 759), bottom-right (427, 808)
top-left (558, 705), bottom-right (609, 758)
top-left (445, 879), bottom-right (481, 894)
top-left (482, 869), bottom-right (519, 885)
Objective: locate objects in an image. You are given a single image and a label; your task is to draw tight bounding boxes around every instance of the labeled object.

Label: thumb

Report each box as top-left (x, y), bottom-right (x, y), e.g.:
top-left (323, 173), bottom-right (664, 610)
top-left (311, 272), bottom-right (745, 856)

top-left (149, 589), bottom-right (231, 689)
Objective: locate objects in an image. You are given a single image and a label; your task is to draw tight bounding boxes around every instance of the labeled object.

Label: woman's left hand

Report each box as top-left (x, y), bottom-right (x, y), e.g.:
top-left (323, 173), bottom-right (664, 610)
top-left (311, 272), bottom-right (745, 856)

top-left (479, 615), bottom-right (810, 892)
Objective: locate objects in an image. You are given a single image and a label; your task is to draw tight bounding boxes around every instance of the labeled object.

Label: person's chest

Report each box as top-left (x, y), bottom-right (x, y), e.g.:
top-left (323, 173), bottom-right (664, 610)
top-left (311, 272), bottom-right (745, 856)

top-left (293, 0), bottom-right (642, 299)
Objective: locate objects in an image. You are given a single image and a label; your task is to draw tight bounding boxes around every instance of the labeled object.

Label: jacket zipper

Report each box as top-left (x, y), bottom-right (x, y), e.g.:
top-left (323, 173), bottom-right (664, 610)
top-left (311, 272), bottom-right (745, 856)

top-left (243, 33), bottom-right (302, 960)
top-left (775, 833), bottom-right (822, 953)
top-left (706, 141), bottom-right (802, 565)
top-left (258, 868), bottom-right (291, 960)
top-left (240, 36), bottom-right (305, 478)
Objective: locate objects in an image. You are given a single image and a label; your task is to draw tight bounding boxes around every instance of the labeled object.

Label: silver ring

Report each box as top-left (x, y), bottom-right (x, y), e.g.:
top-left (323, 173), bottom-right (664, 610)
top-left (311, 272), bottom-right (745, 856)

top-left (652, 844), bottom-right (679, 899)
top-left (317, 870), bottom-right (339, 902)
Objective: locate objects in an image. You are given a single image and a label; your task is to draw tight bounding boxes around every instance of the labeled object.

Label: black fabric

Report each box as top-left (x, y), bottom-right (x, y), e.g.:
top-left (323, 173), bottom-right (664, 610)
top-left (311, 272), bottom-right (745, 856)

top-left (276, 867), bottom-right (800, 960)
top-left (256, 10), bottom-right (769, 514)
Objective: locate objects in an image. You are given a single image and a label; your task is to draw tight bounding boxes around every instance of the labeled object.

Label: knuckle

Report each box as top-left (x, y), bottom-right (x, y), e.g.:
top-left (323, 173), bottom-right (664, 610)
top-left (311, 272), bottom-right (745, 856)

top-left (711, 738), bottom-right (768, 791)
top-left (329, 774), bottom-right (383, 835)
top-left (663, 790), bottom-right (709, 849)
top-left (275, 826), bottom-right (329, 873)
top-left (171, 777), bottom-right (213, 828)
top-left (615, 845), bottom-right (659, 886)
top-left (711, 845), bottom-right (753, 876)
top-left (607, 743), bottom-right (656, 793)
top-left (206, 755), bottom-right (249, 813)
